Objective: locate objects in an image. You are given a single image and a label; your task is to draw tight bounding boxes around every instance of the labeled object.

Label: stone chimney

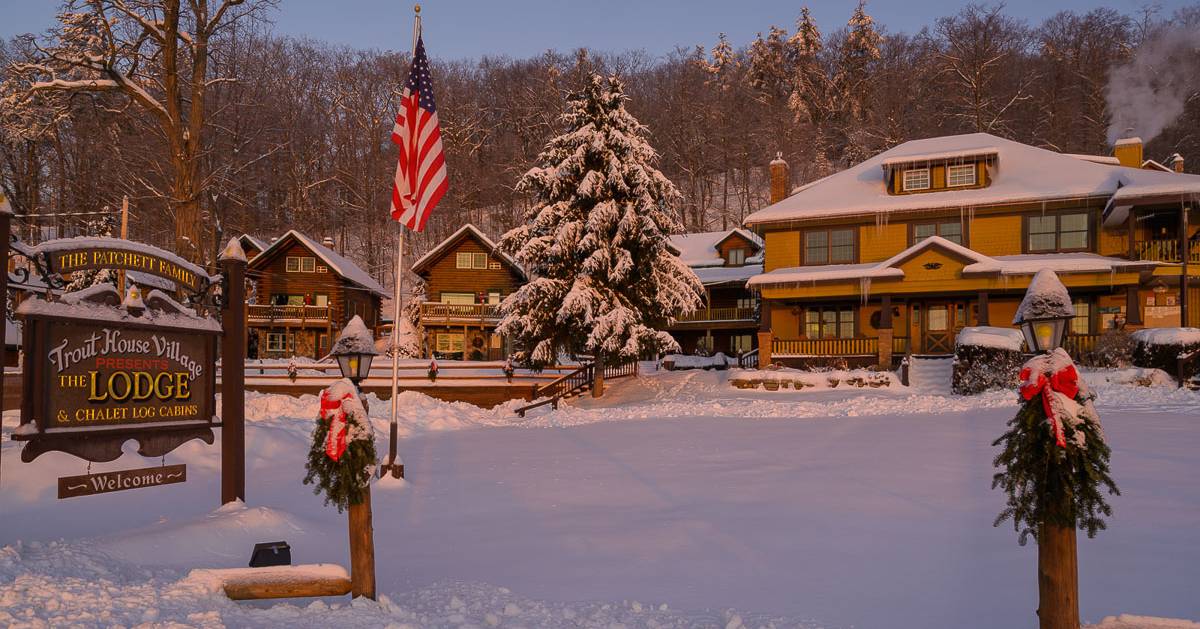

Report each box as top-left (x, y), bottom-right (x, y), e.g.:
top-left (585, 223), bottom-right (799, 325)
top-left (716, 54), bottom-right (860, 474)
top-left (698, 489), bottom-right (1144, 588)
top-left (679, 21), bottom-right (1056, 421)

top-left (1113, 135), bottom-right (1144, 169)
top-left (769, 152), bottom-right (790, 205)
top-left (322, 236), bottom-right (336, 248)
top-left (1168, 153), bottom-right (1185, 173)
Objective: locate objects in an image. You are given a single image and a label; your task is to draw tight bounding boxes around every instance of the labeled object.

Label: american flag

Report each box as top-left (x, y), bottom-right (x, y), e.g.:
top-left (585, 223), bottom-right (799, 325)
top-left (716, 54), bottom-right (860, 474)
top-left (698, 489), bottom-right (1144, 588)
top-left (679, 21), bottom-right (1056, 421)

top-left (390, 36), bottom-right (447, 232)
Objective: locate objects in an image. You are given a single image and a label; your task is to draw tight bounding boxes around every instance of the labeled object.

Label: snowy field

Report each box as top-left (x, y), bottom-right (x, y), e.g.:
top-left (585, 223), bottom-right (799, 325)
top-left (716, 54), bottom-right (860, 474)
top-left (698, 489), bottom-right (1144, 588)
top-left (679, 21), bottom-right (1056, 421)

top-left (2, 366), bottom-right (1198, 628)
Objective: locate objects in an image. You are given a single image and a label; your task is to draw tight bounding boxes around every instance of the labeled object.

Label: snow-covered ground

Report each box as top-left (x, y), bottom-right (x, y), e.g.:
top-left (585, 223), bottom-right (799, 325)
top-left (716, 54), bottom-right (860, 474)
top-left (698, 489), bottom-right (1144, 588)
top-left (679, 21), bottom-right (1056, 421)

top-left (1, 366), bottom-right (1198, 628)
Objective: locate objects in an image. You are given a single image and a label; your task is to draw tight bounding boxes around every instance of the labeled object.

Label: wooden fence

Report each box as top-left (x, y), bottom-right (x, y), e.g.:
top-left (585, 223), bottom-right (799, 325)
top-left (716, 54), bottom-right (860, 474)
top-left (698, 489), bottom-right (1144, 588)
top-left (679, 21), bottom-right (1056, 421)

top-left (675, 306), bottom-right (756, 323)
top-left (773, 337), bottom-right (879, 357)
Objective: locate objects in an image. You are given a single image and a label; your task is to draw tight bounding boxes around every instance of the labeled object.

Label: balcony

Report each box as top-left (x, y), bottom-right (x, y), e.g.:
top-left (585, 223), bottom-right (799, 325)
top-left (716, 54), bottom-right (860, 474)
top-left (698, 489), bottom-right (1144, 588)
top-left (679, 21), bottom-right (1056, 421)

top-left (672, 306), bottom-right (757, 326)
top-left (419, 302), bottom-right (501, 325)
top-left (1134, 239), bottom-right (1200, 264)
top-left (247, 304), bottom-right (333, 325)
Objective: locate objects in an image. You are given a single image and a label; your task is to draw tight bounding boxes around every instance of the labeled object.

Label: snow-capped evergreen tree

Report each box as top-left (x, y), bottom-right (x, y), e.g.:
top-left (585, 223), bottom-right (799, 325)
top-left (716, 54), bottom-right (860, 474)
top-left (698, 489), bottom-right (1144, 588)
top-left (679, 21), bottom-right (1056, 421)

top-left (64, 213), bottom-right (119, 293)
top-left (498, 74), bottom-right (704, 369)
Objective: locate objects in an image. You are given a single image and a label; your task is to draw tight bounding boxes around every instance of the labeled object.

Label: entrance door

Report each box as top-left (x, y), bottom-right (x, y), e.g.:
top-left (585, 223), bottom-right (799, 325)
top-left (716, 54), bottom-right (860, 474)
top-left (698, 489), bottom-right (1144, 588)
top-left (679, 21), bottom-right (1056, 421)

top-left (920, 301), bottom-right (967, 354)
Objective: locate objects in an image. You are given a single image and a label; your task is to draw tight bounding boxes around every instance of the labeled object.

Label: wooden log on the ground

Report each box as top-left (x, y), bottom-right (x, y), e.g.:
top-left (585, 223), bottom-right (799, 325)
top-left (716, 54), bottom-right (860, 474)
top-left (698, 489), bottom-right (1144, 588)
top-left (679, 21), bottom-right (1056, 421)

top-left (189, 564), bottom-right (351, 600)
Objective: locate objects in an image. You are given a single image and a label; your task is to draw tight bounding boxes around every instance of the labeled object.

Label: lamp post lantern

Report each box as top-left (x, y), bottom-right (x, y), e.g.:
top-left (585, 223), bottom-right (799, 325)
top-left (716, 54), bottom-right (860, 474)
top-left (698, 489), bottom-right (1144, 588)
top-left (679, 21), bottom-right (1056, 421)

top-left (1013, 269), bottom-right (1075, 354)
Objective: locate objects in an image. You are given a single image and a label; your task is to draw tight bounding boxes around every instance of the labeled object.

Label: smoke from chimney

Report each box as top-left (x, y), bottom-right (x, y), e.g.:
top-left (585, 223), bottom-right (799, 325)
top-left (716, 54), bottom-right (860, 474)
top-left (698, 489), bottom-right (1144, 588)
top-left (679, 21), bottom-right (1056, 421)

top-left (1105, 26), bottom-right (1200, 145)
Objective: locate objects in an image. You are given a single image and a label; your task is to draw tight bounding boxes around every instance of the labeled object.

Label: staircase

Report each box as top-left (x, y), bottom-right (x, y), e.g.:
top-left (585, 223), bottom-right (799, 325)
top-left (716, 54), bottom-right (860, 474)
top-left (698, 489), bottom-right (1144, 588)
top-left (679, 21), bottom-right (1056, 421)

top-left (908, 356), bottom-right (954, 395)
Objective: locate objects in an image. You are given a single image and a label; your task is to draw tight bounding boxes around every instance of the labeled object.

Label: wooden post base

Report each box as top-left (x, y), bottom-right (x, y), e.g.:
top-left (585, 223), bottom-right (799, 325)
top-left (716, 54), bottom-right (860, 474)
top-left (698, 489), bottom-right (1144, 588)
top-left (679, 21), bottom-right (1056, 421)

top-left (1037, 522), bottom-right (1080, 629)
top-left (349, 487), bottom-right (377, 599)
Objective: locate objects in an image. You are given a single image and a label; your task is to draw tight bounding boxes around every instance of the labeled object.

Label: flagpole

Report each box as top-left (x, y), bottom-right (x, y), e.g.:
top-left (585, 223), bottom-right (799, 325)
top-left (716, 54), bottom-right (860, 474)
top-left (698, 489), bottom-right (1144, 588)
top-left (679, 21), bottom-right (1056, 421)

top-left (381, 4), bottom-right (421, 480)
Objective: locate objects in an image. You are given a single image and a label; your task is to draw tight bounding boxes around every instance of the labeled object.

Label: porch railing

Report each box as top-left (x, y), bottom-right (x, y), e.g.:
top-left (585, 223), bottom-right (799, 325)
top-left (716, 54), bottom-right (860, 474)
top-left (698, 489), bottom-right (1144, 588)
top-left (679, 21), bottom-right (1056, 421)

top-left (419, 302), bottom-right (501, 321)
top-left (247, 304), bottom-right (332, 323)
top-left (675, 306), bottom-right (756, 323)
top-left (1134, 239), bottom-right (1200, 264)
top-left (773, 337), bottom-right (879, 357)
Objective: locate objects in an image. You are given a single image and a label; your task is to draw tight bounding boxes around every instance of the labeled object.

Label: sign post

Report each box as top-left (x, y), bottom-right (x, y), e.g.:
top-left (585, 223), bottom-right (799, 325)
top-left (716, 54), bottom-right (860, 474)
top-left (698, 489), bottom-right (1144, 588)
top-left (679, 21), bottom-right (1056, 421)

top-left (220, 239), bottom-right (248, 504)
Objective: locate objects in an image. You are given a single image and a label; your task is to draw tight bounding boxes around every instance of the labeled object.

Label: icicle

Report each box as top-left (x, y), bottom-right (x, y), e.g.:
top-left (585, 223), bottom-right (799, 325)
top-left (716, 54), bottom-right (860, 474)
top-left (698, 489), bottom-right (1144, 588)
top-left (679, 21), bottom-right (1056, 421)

top-left (860, 277), bottom-right (872, 305)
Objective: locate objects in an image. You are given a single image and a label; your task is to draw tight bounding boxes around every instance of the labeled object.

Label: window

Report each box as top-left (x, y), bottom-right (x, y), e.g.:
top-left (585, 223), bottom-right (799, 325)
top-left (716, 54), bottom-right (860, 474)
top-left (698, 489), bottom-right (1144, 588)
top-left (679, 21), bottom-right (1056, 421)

top-left (805, 228), bottom-right (855, 265)
top-left (436, 333), bottom-right (464, 354)
top-left (286, 256), bottom-right (316, 272)
top-left (489, 261), bottom-right (502, 270)
top-left (456, 252), bottom-right (488, 269)
top-left (731, 334), bottom-right (754, 354)
top-left (266, 332), bottom-right (292, 352)
top-left (301, 257), bottom-right (316, 273)
top-left (727, 248), bottom-right (746, 266)
top-left (737, 297), bottom-right (757, 310)
top-left (1027, 212), bottom-right (1090, 252)
top-left (804, 306), bottom-right (855, 339)
top-left (317, 265), bottom-right (328, 273)
top-left (286, 257), bottom-right (300, 272)
top-left (912, 221), bottom-right (963, 245)
top-left (317, 333), bottom-right (329, 350)
top-left (314, 294), bottom-right (329, 307)
top-left (927, 306), bottom-right (949, 332)
top-left (441, 292), bottom-right (475, 305)
top-left (947, 164), bottom-right (976, 187)
top-left (487, 291), bottom-right (502, 305)
top-left (903, 168), bottom-right (931, 191)
top-left (1071, 301), bottom-right (1091, 335)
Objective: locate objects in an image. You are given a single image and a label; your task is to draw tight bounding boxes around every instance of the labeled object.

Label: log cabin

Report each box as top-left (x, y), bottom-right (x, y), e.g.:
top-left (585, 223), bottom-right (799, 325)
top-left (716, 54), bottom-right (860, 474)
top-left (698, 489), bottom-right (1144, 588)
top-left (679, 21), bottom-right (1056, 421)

top-left (245, 230), bottom-right (387, 359)
top-left (745, 133), bottom-right (1200, 370)
top-left (410, 224), bottom-right (525, 360)
top-left (666, 229), bottom-right (761, 356)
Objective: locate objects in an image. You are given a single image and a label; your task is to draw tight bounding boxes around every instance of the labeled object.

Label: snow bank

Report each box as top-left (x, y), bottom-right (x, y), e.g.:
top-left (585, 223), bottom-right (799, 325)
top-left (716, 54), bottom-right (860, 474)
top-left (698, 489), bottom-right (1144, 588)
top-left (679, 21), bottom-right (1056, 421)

top-left (662, 353), bottom-right (733, 369)
top-left (1131, 327), bottom-right (1200, 346)
top-left (956, 326), bottom-right (1025, 351)
top-left (728, 366), bottom-right (896, 390)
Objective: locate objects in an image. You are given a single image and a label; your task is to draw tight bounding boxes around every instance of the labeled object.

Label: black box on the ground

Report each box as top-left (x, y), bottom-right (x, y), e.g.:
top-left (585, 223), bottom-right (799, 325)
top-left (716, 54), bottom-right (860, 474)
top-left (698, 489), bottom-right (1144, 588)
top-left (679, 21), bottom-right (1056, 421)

top-left (249, 541), bottom-right (291, 567)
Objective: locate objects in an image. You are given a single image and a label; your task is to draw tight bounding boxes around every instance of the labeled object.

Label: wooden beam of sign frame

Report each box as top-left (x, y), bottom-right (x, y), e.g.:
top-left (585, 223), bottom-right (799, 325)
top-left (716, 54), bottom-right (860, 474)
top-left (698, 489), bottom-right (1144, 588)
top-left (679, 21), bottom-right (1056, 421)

top-left (58, 464), bottom-right (186, 499)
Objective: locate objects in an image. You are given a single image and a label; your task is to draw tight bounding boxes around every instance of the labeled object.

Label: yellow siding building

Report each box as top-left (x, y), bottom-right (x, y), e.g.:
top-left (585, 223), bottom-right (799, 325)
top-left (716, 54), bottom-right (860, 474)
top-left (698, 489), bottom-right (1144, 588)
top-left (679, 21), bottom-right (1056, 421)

top-left (744, 133), bottom-right (1200, 368)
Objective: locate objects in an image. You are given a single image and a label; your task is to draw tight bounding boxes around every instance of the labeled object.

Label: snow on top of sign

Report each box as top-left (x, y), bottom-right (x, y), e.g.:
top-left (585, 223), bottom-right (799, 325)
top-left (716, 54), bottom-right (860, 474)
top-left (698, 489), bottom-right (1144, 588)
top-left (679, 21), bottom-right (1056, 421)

top-left (32, 236), bottom-right (214, 282)
top-left (956, 326), bottom-right (1025, 351)
top-left (254, 230), bottom-right (388, 298)
top-left (1130, 327), bottom-right (1200, 346)
top-left (1013, 269), bottom-right (1074, 324)
top-left (331, 315), bottom-right (378, 355)
top-left (218, 237), bottom-right (246, 262)
top-left (60, 283), bottom-right (121, 305)
top-left (18, 294), bottom-right (221, 332)
top-left (122, 287), bottom-right (146, 310)
top-left (745, 132), bottom-right (1200, 225)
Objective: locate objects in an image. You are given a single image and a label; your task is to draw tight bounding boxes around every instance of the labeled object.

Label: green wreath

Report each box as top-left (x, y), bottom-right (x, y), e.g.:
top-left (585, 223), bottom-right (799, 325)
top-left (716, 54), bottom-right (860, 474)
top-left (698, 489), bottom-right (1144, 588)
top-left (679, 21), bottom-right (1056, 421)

top-left (303, 387), bottom-right (377, 513)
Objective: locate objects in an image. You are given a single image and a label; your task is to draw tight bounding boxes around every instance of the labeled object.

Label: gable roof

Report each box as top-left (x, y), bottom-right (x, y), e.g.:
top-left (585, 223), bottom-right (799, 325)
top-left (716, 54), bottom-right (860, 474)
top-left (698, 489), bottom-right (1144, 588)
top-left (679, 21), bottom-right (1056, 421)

top-left (747, 236), bottom-right (1153, 288)
top-left (239, 234), bottom-right (266, 254)
top-left (669, 229), bottom-right (764, 268)
top-left (410, 224), bottom-right (526, 279)
top-left (249, 230), bottom-right (389, 298)
top-left (745, 132), bottom-right (1200, 227)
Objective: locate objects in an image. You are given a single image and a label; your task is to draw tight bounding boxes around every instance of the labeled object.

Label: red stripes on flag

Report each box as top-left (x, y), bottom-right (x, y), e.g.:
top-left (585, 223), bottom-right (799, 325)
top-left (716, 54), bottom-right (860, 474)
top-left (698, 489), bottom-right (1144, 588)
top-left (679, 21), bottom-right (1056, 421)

top-left (390, 36), bottom-right (447, 232)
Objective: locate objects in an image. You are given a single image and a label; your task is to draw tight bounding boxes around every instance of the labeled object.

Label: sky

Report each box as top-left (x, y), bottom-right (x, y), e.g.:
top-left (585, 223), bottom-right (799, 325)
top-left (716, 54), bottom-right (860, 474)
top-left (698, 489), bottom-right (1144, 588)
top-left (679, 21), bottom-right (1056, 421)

top-left (0, 0), bottom-right (1191, 60)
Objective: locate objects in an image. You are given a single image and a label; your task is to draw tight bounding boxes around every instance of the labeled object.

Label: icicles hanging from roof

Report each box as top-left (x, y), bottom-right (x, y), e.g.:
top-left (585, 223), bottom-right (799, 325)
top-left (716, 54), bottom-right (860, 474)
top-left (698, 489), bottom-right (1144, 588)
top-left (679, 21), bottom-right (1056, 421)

top-left (860, 277), bottom-right (872, 305)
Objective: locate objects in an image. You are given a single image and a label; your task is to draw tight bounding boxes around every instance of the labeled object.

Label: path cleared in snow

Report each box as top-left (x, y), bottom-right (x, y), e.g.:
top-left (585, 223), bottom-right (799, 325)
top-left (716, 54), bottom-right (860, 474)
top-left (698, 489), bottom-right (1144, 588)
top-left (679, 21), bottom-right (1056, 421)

top-left (1, 368), bottom-right (1198, 628)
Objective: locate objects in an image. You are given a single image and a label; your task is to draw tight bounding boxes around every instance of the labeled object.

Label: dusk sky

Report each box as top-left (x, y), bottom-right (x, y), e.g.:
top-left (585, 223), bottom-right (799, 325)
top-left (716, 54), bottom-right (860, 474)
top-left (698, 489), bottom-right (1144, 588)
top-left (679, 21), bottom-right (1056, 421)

top-left (1, 0), bottom-right (1191, 60)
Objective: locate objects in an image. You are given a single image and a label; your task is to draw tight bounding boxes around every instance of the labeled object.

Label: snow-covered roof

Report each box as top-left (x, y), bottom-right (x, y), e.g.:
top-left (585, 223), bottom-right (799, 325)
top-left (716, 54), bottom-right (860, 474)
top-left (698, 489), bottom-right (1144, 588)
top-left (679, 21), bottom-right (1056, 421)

top-left (668, 229), bottom-right (763, 269)
top-left (879, 145), bottom-right (998, 169)
top-left (748, 236), bottom-right (1152, 288)
top-left (693, 264), bottom-right (764, 286)
top-left (239, 234), bottom-right (267, 252)
top-left (1064, 153), bottom-right (1120, 166)
top-left (410, 224), bottom-right (525, 279)
top-left (745, 132), bottom-right (1200, 226)
top-left (250, 230), bottom-right (389, 298)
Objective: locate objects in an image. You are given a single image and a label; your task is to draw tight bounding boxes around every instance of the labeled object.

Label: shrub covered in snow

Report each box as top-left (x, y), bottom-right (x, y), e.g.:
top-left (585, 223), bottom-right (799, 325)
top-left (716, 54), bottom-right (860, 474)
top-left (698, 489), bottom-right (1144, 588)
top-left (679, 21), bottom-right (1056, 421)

top-left (1089, 329), bottom-right (1136, 368)
top-left (953, 326), bottom-right (1026, 395)
top-left (1130, 327), bottom-right (1200, 377)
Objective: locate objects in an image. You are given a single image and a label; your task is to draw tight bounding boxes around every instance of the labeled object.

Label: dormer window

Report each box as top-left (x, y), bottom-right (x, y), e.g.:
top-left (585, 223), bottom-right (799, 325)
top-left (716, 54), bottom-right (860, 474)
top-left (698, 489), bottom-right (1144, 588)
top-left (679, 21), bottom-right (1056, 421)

top-left (947, 164), bottom-right (976, 187)
top-left (902, 168), bottom-right (930, 191)
top-left (727, 248), bottom-right (746, 266)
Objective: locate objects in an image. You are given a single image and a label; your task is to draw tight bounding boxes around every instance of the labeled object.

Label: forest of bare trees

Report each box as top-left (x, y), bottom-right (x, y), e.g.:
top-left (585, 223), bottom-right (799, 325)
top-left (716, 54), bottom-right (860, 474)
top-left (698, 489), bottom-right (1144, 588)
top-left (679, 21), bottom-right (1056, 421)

top-left (2, 1), bottom-right (1199, 286)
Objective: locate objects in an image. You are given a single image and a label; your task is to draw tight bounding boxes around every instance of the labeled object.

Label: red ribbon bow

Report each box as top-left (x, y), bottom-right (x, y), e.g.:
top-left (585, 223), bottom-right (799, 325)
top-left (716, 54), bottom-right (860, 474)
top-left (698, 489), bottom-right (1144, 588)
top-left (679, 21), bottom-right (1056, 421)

top-left (1018, 361), bottom-right (1079, 449)
top-left (319, 388), bottom-right (353, 462)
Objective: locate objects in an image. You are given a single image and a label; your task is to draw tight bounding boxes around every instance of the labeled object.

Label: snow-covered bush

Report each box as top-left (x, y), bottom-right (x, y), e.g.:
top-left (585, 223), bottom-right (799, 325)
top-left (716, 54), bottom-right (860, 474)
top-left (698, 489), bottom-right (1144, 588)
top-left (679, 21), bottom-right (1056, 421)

top-left (1131, 327), bottom-right (1200, 377)
top-left (1090, 329), bottom-right (1136, 368)
top-left (953, 326), bottom-right (1025, 395)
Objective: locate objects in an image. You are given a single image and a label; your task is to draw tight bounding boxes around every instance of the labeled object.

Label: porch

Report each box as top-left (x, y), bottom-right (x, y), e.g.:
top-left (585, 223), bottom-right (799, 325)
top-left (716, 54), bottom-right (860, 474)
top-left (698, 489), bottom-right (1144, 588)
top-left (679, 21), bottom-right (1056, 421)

top-left (247, 304), bottom-right (333, 326)
top-left (418, 302), bottom-right (502, 325)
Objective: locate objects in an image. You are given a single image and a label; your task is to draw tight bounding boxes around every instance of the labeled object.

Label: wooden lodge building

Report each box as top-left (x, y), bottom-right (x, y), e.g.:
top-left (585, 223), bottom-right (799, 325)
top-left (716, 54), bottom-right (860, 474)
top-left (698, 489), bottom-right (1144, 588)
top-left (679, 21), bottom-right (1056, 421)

top-left (744, 133), bottom-right (1200, 369)
top-left (410, 224), bottom-right (526, 360)
top-left (665, 229), bottom-right (762, 356)
top-left (244, 230), bottom-right (387, 359)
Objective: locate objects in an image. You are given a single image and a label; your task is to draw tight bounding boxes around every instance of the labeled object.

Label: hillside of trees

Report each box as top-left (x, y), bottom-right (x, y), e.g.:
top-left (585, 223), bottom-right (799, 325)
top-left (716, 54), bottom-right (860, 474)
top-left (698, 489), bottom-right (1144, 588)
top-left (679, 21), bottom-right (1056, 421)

top-left (1, 1), bottom-right (1198, 285)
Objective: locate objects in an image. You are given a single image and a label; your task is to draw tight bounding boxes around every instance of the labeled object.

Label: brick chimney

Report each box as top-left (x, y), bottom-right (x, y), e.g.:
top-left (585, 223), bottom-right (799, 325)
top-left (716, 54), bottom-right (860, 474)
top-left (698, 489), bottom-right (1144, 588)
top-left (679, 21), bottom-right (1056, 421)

top-left (1168, 153), bottom-right (1185, 173)
top-left (769, 153), bottom-right (790, 204)
top-left (1113, 136), bottom-right (1144, 169)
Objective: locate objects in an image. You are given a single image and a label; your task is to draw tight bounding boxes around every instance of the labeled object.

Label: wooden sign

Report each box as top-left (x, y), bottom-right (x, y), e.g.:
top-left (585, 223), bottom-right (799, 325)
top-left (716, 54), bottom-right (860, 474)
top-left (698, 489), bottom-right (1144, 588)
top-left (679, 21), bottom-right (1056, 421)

top-left (44, 244), bottom-right (207, 292)
top-left (58, 464), bottom-right (186, 499)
